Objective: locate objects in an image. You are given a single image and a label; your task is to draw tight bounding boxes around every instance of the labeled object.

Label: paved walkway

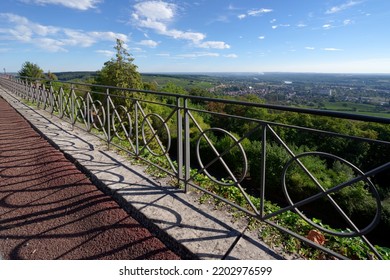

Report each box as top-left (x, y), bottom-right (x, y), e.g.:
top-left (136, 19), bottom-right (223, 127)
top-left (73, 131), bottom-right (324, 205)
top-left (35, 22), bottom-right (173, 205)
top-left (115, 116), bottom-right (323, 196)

top-left (0, 86), bottom-right (283, 260)
top-left (0, 95), bottom-right (184, 260)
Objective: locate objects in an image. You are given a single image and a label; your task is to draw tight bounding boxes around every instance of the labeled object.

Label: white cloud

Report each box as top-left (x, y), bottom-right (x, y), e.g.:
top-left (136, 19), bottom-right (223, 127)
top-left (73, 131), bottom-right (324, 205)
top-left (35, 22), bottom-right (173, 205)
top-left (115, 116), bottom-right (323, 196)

top-left (166, 29), bottom-right (205, 42)
top-left (132, 1), bottom-right (204, 43)
top-left (90, 31), bottom-right (128, 42)
top-left (272, 25), bottom-right (278, 29)
top-left (325, 1), bottom-right (360, 14)
top-left (0, 13), bottom-right (128, 52)
top-left (297, 23), bottom-right (307, 28)
top-left (258, 36), bottom-right (265, 40)
top-left (138, 39), bottom-right (159, 48)
top-left (178, 52), bottom-right (220, 58)
top-left (132, 1), bottom-right (229, 49)
top-left (196, 41), bottom-right (230, 49)
top-left (130, 47), bottom-right (145, 53)
top-left (323, 24), bottom-right (333, 29)
top-left (63, 29), bottom-right (96, 47)
top-left (224, 54), bottom-right (238, 58)
top-left (0, 47), bottom-right (10, 52)
top-left (343, 19), bottom-right (353, 25)
top-left (322, 48), bottom-right (343, 51)
top-left (1, 13), bottom-right (59, 41)
top-left (37, 38), bottom-right (67, 52)
top-left (247, 8), bottom-right (273, 17)
top-left (96, 50), bottom-right (115, 57)
top-left (305, 47), bottom-right (315, 50)
top-left (228, 4), bottom-right (239, 11)
top-left (22, 0), bottom-right (101, 10)
top-left (133, 1), bottom-right (175, 21)
top-left (239, 8), bottom-right (273, 20)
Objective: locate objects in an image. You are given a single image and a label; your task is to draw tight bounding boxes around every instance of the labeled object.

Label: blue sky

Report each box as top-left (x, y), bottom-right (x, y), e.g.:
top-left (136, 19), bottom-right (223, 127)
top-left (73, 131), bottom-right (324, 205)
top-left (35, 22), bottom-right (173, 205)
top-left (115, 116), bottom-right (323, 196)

top-left (1, 0), bottom-right (390, 73)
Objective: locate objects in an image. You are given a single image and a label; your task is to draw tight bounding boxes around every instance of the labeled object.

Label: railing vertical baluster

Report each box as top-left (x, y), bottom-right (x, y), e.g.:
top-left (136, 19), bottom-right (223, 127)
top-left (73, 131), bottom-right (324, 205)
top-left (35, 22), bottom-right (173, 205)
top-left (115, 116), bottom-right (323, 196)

top-left (107, 88), bottom-right (111, 150)
top-left (23, 79), bottom-right (26, 98)
top-left (32, 81), bottom-right (36, 103)
top-left (135, 101), bottom-right (139, 156)
top-left (26, 80), bottom-right (30, 101)
top-left (28, 80), bottom-right (31, 102)
top-left (37, 84), bottom-right (42, 109)
top-left (87, 92), bottom-right (91, 131)
top-left (260, 125), bottom-right (267, 218)
top-left (59, 86), bottom-right (63, 118)
top-left (49, 83), bottom-right (54, 115)
top-left (26, 79), bottom-right (29, 100)
top-left (71, 84), bottom-right (75, 127)
top-left (42, 84), bottom-right (47, 110)
top-left (27, 80), bottom-right (31, 101)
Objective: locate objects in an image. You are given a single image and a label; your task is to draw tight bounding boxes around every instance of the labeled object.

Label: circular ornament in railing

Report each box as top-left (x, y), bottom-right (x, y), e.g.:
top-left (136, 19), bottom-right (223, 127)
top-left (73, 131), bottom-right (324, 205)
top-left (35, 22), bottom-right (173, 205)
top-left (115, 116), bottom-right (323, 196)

top-left (112, 105), bottom-right (132, 141)
top-left (91, 100), bottom-right (106, 130)
top-left (196, 128), bottom-right (248, 186)
top-left (141, 113), bottom-right (171, 157)
top-left (282, 152), bottom-right (381, 237)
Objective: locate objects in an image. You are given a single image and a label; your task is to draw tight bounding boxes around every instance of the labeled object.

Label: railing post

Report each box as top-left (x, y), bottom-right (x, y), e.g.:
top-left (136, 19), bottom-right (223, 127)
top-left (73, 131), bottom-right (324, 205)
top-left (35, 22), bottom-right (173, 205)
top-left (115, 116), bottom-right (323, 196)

top-left (184, 98), bottom-right (190, 193)
top-left (176, 97), bottom-right (183, 186)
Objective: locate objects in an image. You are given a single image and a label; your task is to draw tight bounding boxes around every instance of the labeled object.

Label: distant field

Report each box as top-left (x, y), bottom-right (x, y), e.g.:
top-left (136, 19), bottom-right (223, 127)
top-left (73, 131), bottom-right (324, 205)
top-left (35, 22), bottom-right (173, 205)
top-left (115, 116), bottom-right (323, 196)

top-left (315, 101), bottom-right (390, 118)
top-left (141, 74), bottom-right (217, 90)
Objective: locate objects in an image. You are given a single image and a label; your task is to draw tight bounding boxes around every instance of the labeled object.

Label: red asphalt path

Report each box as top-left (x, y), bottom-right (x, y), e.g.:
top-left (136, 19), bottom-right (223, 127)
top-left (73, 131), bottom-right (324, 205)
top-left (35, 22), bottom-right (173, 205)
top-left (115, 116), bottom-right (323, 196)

top-left (0, 97), bottom-right (180, 260)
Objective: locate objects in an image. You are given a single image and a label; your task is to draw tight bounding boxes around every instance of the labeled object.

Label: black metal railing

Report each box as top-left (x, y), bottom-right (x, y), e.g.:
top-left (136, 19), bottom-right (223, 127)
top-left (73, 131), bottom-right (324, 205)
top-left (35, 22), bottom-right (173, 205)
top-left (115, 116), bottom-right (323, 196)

top-left (1, 75), bottom-right (389, 259)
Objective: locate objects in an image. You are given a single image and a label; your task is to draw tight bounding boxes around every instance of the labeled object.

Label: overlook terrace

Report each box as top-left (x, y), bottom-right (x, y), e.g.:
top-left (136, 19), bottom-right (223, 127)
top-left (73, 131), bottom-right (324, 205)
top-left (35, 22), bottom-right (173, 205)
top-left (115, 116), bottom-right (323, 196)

top-left (0, 75), bottom-right (389, 260)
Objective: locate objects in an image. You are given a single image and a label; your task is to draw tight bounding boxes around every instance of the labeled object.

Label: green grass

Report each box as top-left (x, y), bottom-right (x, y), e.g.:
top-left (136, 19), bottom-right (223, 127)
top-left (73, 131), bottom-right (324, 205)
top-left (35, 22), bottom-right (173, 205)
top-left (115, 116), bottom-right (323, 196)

top-left (308, 101), bottom-right (390, 118)
top-left (142, 74), bottom-right (216, 90)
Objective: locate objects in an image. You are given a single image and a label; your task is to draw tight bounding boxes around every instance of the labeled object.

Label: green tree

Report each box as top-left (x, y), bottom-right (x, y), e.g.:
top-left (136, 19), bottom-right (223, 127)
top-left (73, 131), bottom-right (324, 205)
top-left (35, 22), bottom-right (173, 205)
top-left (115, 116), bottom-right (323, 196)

top-left (161, 81), bottom-right (187, 95)
top-left (96, 39), bottom-right (143, 91)
top-left (18, 61), bottom-right (44, 79)
top-left (46, 71), bottom-right (58, 81)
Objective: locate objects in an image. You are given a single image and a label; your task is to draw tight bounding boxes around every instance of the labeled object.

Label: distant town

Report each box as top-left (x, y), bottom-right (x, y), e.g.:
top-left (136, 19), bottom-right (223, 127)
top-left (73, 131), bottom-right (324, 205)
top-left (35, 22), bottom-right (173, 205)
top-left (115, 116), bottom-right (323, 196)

top-left (198, 72), bottom-right (390, 117)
